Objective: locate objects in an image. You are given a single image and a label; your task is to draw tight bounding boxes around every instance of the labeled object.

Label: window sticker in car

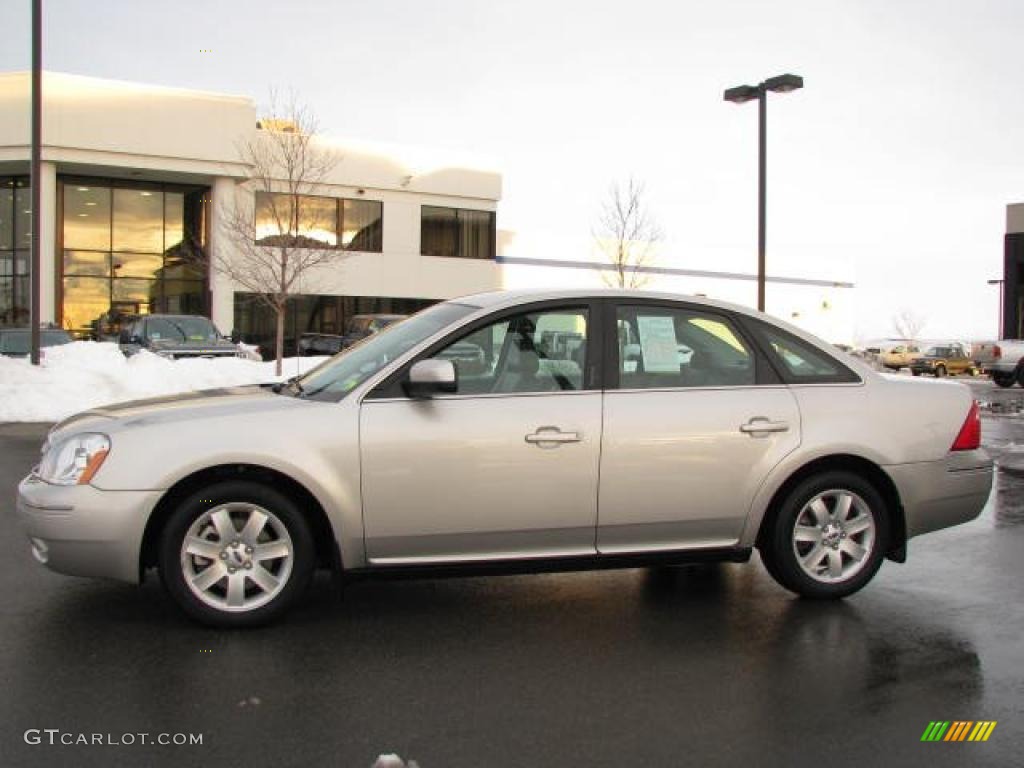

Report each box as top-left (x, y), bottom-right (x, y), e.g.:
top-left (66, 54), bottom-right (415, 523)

top-left (636, 315), bottom-right (680, 373)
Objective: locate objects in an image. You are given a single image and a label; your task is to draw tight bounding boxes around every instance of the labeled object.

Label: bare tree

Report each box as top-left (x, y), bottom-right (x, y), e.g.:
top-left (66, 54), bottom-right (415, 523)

top-left (892, 309), bottom-right (926, 342)
top-left (593, 177), bottom-right (663, 289)
top-left (216, 91), bottom-right (340, 375)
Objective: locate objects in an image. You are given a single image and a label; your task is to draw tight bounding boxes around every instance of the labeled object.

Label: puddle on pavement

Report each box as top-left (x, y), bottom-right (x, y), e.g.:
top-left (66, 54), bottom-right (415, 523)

top-left (989, 469), bottom-right (1024, 528)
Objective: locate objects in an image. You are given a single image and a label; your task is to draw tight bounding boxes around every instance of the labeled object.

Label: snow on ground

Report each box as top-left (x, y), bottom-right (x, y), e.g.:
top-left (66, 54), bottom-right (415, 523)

top-left (0, 341), bottom-right (328, 423)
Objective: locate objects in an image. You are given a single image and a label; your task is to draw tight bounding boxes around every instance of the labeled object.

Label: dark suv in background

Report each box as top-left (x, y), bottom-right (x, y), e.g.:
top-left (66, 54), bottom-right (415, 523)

top-left (119, 315), bottom-right (242, 360)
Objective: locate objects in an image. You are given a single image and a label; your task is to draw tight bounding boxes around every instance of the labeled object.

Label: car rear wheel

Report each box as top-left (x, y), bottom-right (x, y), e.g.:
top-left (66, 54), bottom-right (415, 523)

top-left (993, 371), bottom-right (1015, 388)
top-left (762, 471), bottom-right (887, 599)
top-left (935, 365), bottom-right (947, 378)
top-left (158, 481), bottom-right (315, 627)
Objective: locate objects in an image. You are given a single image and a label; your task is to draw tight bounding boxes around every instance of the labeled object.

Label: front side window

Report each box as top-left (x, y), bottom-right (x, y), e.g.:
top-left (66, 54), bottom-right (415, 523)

top-left (616, 305), bottom-right (755, 389)
top-left (421, 206), bottom-right (495, 260)
top-left (431, 307), bottom-right (588, 395)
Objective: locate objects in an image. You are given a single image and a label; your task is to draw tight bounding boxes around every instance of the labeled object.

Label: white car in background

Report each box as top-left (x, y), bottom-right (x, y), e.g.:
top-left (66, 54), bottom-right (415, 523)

top-left (16, 290), bottom-right (992, 626)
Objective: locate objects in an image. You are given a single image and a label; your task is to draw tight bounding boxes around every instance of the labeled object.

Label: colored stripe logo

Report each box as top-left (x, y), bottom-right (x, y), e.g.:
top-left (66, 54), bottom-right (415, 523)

top-left (921, 721), bottom-right (997, 742)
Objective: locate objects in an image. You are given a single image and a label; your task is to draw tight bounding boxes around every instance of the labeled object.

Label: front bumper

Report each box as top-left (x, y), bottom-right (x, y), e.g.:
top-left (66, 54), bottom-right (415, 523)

top-left (886, 449), bottom-right (993, 539)
top-left (16, 475), bottom-right (161, 584)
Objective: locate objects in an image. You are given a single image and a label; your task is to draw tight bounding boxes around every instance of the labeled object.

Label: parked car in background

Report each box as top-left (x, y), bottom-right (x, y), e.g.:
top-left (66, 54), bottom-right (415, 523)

top-left (909, 343), bottom-right (977, 378)
top-left (974, 340), bottom-right (1024, 387)
top-left (298, 332), bottom-right (346, 357)
top-left (880, 344), bottom-right (922, 370)
top-left (119, 315), bottom-right (246, 360)
top-left (0, 328), bottom-right (72, 358)
top-left (17, 289), bottom-right (991, 627)
top-left (341, 314), bottom-right (406, 349)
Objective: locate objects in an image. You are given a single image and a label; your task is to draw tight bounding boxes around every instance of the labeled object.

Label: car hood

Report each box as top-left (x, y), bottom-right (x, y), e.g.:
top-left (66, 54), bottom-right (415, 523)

top-left (49, 386), bottom-right (304, 441)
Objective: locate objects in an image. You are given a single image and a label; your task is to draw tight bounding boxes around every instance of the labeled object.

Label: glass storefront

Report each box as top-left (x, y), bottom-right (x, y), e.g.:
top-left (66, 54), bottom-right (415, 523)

top-left (0, 177), bottom-right (31, 327)
top-left (233, 292), bottom-right (435, 358)
top-left (60, 178), bottom-right (209, 339)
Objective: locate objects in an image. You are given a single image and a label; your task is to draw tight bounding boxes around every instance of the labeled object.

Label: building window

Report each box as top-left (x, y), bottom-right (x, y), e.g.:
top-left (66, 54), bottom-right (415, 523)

top-left (0, 177), bottom-right (31, 327)
top-left (60, 179), bottom-right (208, 339)
top-left (254, 192), bottom-right (382, 252)
top-left (421, 206), bottom-right (496, 260)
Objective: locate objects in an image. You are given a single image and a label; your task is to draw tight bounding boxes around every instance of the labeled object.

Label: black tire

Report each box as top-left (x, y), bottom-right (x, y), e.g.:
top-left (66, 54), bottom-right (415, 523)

top-left (934, 365), bottom-right (947, 378)
top-left (762, 471), bottom-right (888, 600)
top-left (993, 371), bottom-right (1015, 388)
top-left (158, 480), bottom-right (315, 627)
top-left (911, 370), bottom-right (920, 377)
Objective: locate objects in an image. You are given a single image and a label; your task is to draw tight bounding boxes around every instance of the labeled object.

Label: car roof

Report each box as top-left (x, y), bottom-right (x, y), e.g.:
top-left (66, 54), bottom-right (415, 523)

top-left (455, 288), bottom-right (764, 321)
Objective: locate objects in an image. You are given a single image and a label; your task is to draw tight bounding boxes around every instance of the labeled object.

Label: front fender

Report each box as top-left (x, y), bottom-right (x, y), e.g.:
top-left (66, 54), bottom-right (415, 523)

top-left (90, 401), bottom-right (366, 569)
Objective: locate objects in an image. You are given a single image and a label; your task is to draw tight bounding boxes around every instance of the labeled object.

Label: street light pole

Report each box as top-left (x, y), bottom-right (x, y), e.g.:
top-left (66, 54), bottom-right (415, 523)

top-left (30, 0), bottom-right (42, 365)
top-left (724, 73), bottom-right (803, 313)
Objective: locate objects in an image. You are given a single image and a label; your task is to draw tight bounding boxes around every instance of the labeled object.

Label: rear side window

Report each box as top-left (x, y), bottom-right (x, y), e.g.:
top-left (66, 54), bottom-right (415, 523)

top-left (748, 321), bottom-right (860, 384)
top-left (615, 305), bottom-right (755, 389)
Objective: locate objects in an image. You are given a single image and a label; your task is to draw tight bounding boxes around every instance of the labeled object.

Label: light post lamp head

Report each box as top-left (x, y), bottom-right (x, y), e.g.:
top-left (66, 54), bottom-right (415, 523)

top-left (723, 84), bottom-right (760, 104)
top-left (764, 73), bottom-right (804, 93)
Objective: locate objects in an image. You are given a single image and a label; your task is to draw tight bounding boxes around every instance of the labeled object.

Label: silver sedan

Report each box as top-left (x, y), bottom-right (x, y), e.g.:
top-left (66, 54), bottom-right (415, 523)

top-left (16, 290), bottom-right (993, 626)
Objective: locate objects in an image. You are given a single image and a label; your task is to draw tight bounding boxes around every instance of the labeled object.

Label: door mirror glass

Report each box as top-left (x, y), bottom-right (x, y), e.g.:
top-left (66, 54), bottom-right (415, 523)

top-left (405, 359), bottom-right (457, 398)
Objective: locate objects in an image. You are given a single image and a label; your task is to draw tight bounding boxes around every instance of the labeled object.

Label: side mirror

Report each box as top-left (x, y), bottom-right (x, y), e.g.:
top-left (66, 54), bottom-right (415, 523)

top-left (404, 359), bottom-right (457, 398)
top-left (230, 329), bottom-right (242, 344)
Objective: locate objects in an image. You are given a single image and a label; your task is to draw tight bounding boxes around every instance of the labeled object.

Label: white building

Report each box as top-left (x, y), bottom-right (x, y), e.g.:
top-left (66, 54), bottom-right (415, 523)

top-left (0, 71), bottom-right (502, 353)
top-left (0, 70), bottom-right (854, 352)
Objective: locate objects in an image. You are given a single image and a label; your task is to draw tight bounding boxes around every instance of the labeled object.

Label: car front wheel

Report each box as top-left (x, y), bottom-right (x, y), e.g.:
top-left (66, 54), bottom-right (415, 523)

top-left (935, 365), bottom-right (947, 377)
top-left (158, 481), bottom-right (315, 627)
top-left (761, 471), bottom-right (887, 599)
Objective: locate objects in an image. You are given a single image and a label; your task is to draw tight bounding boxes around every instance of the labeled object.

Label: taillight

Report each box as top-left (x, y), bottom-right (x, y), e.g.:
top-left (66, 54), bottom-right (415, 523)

top-left (993, 345), bottom-right (1002, 359)
top-left (950, 401), bottom-right (981, 451)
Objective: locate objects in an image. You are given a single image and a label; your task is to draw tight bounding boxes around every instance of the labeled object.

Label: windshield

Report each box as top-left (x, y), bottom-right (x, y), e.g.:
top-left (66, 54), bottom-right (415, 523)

top-left (296, 302), bottom-right (477, 400)
top-left (147, 316), bottom-right (221, 343)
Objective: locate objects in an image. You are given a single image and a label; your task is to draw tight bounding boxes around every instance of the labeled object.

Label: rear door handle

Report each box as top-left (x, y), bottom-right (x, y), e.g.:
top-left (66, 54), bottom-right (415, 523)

top-left (525, 426), bottom-right (581, 445)
top-left (739, 417), bottom-right (790, 436)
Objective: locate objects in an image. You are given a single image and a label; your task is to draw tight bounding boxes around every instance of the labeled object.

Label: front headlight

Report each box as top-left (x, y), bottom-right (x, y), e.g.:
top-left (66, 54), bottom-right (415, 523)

top-left (37, 433), bottom-right (111, 486)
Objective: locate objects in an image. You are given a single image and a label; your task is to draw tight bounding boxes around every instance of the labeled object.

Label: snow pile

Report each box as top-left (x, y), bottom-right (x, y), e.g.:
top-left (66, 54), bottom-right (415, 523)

top-left (0, 341), bottom-right (328, 423)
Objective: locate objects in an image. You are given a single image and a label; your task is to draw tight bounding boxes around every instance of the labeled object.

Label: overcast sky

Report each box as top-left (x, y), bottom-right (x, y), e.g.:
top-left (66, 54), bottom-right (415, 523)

top-left (2, 0), bottom-right (1022, 340)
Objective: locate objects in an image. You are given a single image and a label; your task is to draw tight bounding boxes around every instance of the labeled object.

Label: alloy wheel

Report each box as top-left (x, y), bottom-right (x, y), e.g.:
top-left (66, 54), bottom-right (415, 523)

top-left (791, 489), bottom-right (876, 584)
top-left (180, 502), bottom-right (294, 612)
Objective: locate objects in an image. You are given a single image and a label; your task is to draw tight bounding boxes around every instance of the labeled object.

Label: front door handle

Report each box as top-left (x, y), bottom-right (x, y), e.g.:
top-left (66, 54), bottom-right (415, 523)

top-left (525, 426), bottom-right (581, 446)
top-left (739, 417), bottom-right (790, 436)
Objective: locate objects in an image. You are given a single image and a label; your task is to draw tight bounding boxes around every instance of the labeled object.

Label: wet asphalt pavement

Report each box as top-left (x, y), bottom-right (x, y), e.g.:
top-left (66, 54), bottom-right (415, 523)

top-left (0, 377), bottom-right (1022, 768)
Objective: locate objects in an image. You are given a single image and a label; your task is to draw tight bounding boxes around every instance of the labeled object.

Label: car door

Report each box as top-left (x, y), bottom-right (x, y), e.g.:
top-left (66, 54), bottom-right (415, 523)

top-left (597, 302), bottom-right (801, 553)
top-left (359, 302), bottom-right (603, 564)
